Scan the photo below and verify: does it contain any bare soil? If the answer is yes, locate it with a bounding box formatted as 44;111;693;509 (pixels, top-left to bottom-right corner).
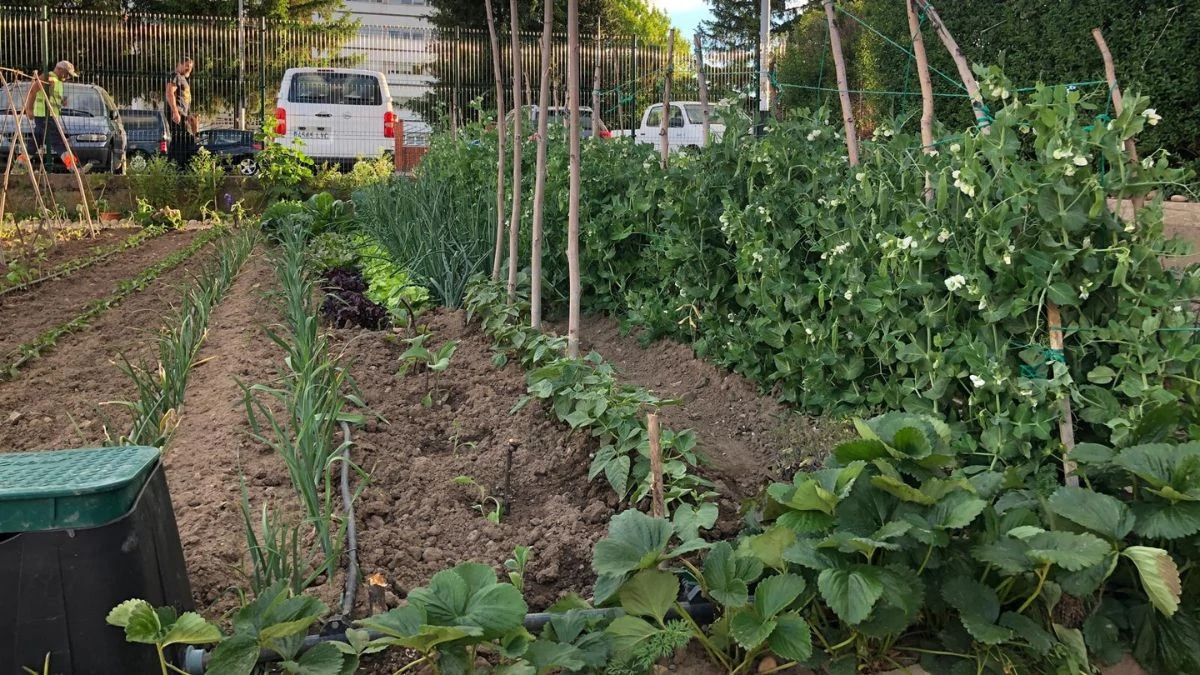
0;230;199;358
0;230;219;452
0;226;128;277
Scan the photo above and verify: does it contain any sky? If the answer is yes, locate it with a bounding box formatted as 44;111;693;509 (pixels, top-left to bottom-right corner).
649;0;713;37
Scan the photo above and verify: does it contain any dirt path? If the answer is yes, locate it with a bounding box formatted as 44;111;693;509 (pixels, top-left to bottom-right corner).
0;227;130;278
0;230;199;357
0;233;221;453
162;250;306;616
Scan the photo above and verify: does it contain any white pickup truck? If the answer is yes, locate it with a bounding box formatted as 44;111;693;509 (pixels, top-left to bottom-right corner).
631;101;726;150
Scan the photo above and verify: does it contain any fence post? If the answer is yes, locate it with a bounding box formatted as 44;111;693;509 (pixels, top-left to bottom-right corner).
40;5;50;74
259;16;267;126
630;36;637;140
237;0;246;130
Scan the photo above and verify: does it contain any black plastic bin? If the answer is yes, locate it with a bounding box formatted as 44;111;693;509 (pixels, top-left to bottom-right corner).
0;446;194;674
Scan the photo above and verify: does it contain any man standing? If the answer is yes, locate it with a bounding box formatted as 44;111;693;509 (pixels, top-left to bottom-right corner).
165;56;195;168
26;60;77;169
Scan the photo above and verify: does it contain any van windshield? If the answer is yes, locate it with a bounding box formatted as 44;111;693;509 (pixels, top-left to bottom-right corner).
288;72;382;106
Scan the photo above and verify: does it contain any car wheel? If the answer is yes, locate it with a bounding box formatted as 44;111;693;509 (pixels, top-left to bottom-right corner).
236;156;259;176
127;152;149;172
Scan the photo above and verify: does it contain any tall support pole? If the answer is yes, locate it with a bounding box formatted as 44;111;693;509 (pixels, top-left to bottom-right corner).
1093;29;1145;215
912;0;989;133
591;65;601;139
659;28;675;170
822;0;859;166
906;0;935;200
693;33;711;147
40;5;50;75
530;0;553;331
259;17;266;126
566;0;582;358
758;0;770;133
506;0;524;304
237;0;246;130
485;0;507;281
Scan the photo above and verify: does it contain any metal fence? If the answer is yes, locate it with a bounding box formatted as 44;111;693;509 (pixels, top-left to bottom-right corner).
0;6;759;141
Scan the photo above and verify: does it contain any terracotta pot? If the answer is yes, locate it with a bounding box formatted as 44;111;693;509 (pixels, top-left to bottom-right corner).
98;211;121;223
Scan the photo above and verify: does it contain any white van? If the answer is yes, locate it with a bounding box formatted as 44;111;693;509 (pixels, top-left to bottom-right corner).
274;67;396;165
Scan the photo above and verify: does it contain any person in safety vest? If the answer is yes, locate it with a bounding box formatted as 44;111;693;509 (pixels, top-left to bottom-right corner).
25;60;77;169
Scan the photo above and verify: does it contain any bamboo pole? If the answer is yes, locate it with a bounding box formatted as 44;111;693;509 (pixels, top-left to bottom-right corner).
693;33;711;147
1046;303;1078;486
822;0;859;166
906;0;935;201
530;0;552;331
912;0;989;133
566;0;582;359
648;413;665;518
1093;28;1145;215
0;71;50;225
506;0;524;304
591;65;601;139
659;28;676;170
485;0;507;282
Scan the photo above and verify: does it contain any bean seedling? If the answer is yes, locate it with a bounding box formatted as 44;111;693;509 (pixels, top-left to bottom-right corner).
452;475;504;524
398;334;459;407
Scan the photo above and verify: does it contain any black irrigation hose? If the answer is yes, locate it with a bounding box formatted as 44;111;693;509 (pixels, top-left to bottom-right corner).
339;420;360;621
184;601;718;672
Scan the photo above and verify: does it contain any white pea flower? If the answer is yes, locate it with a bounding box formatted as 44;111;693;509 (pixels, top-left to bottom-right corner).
1003;253;1012;265
805;327;814;335
1107;120;1116;131
928;149;940;157
1065;166;1076;177
844;290;854;301
1125;222;1136;233
938;229;951;243
807;129;822;141
856;172;866;182
950;143;961;154
1173;305;1183;313
1141;157;1155;170
945;274;967;292
1052;147;1072;160
1079;287;1090;300
899;236;914;250
1073;155;1089;166
820;252;828;260
978;298;988;310
752;251;764;264
1143;108;1161;126
1082;236;1092;248
970;374;986;388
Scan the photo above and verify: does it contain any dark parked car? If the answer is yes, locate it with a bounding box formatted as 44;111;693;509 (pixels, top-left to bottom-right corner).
0;81;127;173
196;128;261;176
119;108;170;171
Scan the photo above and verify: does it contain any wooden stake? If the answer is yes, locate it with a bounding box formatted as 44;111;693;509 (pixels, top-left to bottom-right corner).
648;413;665;518
530;0;552;331
822;0;859;166
506;0;524;305
0;71;50;225
1046;303;1078;486
566;0;582;359
659;28;676;170
912;1;989;133
693;33;711;147
906;0;935;202
485;0;507;282
590;65;601;139
1093;28;1145;215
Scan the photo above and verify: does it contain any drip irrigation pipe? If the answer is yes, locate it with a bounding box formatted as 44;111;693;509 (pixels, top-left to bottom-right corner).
182;600;716;672
339;420;360;620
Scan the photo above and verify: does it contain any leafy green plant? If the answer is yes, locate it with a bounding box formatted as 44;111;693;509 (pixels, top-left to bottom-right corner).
203;583;346;675
132;199;185;230
305;231;360;273
106;599;222;675
505;546;531;594
452;475;504;524
128;155;181;209
187;147;226;218
238;477;311;597
355;562;529;675
398;333;459;406
256;121;315;202
359;247;428;323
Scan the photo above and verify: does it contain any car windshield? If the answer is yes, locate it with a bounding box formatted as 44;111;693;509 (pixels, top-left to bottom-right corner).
288;72;382;106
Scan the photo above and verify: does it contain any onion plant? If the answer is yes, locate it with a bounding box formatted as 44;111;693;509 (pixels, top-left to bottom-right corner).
241;221;366;587
354;175;494;308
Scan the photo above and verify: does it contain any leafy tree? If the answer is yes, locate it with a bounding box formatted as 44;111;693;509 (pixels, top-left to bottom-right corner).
699;0;790;49
428;0;672;44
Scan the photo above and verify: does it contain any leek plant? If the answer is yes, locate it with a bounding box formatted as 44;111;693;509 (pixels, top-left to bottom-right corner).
109;226;258;448
241;220;367;588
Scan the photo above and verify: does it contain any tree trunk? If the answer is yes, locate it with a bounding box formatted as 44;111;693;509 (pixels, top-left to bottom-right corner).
530;0;553;331
823;0;859;166
506;0;524;304
694;33;711;147
485;0;507;281
566;0;582;358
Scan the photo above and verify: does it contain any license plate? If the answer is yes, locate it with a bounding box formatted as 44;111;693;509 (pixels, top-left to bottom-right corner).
294;130;328;140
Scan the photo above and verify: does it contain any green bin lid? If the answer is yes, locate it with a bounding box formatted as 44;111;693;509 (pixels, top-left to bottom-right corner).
0;446;161;533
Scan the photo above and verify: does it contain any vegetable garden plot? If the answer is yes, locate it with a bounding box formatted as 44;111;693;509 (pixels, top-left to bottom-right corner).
0;226;128;285
0;231;224;453
0;229;200;359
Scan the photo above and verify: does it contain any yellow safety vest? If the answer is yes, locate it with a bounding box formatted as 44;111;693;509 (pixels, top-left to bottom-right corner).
33;74;63;118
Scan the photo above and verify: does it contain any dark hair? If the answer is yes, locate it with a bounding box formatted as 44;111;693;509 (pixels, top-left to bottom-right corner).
179;56;194;64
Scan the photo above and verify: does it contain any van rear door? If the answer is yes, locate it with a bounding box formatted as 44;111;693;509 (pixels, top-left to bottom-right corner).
280;69;390;161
